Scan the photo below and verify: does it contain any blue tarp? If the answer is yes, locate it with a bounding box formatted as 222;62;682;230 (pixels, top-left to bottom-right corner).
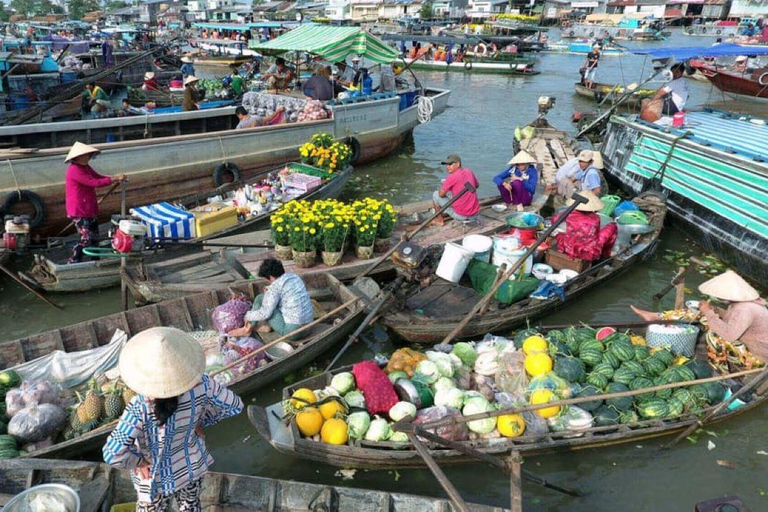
632;43;768;61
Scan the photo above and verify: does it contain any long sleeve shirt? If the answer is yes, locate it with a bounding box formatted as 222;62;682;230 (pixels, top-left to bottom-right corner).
65;163;113;218
103;374;243;502
245;273;313;326
702;300;768;362
492;164;538;195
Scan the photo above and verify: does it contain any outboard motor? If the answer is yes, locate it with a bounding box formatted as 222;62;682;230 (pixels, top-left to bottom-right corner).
3;215;30;253
390;241;441;284
110;217;147;254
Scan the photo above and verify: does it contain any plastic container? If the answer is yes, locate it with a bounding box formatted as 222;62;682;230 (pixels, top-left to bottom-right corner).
3;484;80;512
492;237;533;277
673;111;685;127
435;242;474;283
599;195;621;216
192;205;239;238
462;234;493;263
646;324;700;357
119;219;147;236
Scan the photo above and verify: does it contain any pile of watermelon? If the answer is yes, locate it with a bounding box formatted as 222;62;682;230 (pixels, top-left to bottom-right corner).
517;325;726;427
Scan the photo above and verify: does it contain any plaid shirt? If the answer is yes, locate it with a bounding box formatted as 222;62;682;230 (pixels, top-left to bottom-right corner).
244;273;313;326
102;374;243;501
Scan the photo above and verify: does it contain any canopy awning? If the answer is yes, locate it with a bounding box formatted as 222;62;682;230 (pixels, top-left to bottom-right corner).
250;25;399;63
632;43;768;61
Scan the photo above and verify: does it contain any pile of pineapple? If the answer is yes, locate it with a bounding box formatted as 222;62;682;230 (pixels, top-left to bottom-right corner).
63;378;136;441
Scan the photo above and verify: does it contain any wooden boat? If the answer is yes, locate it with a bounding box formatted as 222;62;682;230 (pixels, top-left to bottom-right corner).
0;273;364;460
0;87;450;238
379;194;666;343
404;57;538;75
191;39;257;67
0;459;506;511
18;164;353;293
689;61;768;101
249;324;768;469
573;81;654;108
126;87;185;108
120;197;545;305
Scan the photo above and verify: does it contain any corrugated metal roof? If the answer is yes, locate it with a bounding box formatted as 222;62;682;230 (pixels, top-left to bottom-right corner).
670;110;768;163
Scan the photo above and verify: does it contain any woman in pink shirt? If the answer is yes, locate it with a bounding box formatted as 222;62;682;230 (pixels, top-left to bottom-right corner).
65;142;125;263
432;154;479;227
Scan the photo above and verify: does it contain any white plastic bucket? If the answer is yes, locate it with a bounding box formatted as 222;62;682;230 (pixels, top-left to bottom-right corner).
462;235;493;263
493;237;533;278
436;242;475;283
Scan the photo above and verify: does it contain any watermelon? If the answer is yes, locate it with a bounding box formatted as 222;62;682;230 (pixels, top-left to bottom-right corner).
579;339;605;354
514;328;541;349
577;385;603;411
673;366;696;382
684;360;712;380
606;382;632;410
587;372;609;390
554;356;586;383
610;339;636;362
666;396;684;417
549;340;573;357
636;399;669;419
643;357;667;377
594;405;620;426
545;329;565;344
653;349;675;366
621;361;645;376
689;384;709;405
574;327;597;342
591;362;615;380
618;409;639;424
0;371;21;389
604;332;632;347
596;327;617;341
612;367;636;386
672;388;694;407
602;351;621;369
579;348;603;367
630;377;655;402
633;345;651;362
702;382;727;405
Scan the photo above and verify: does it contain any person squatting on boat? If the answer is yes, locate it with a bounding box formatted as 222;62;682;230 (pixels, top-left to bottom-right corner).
432;154;480;227
228;258;313;339
263;57;296;92
550;150;603;206
183;76;201;112
653;62;688;116
103;327;243;512
551;190;617;262
234;105;285;129
631;271;768;363
492;150;538;210
65;142;126;264
83;83;111;114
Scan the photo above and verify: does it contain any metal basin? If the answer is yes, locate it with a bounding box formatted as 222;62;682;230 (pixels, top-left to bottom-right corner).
3;484;80;512
615;223;656;248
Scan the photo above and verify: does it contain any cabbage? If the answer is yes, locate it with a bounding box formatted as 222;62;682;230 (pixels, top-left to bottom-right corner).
462;397;496;434
315;386;340;400
364;416;392;441
388;370;408;384
463;390;486;401
452;342;478;367
434;387;465;409
414;360;440;384
433;377;456;393
448;353;464;371
344;391;366;409
330;372;356;395
426;351;455;378
389;401;417;422
347;411;371;440
389;431;409;443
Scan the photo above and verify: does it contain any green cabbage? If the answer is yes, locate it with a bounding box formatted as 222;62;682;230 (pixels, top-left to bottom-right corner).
347;411;371;440
330;372;356;395
414;360;440;384
389;401;417;422
462;397;496;434
426;351;455;378
388;370;408;384
364;416;392;441
452;342;478;367
448;353;463;371
344;391;366;409
389;431;409;443
434;387;465;409
433;377;456;392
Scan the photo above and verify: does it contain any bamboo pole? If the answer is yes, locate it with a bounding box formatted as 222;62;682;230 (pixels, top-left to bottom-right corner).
0;263;62;310
674;265;686;310
509;453;523;512
404;432;470;512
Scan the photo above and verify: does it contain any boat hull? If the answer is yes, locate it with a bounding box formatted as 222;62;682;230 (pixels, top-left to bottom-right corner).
573;82;651;108
404;58;538;75
691;63;768;100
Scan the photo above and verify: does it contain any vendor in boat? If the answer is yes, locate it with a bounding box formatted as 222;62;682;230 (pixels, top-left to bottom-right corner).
65;142;126;264
234;105;285;129
492;150;538;210
142;71;160;91
552;190;617;262
228;258;314;338
228;66;244;96
264;57;295;92
582;46;599;88
334;60;355;86
83;82;110;114
432;154;480;227
653;62;688;115
182;76;201;112
631;271;768;363
103;327;243;511
551;150;603;205
302;65;334;101
180;56;196;80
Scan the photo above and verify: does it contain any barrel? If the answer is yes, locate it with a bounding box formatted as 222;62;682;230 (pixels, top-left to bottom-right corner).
492;236;533;277
462;234;493;263
435;242;474;283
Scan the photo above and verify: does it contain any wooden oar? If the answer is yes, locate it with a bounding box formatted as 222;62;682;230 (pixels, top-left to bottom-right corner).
436;193;589;347
404;431;470;512
209;298;360;377
54;182;121;238
653;266;688;301
662;365;768;450
0;263;62;310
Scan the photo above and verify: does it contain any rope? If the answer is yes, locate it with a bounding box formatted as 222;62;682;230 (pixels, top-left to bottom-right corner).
7;159;21;196
417;95;434;124
218;136;228;163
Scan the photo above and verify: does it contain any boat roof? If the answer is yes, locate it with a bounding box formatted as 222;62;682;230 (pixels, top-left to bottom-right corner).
380;33;485;44
193;22;294;31
632;43;768;60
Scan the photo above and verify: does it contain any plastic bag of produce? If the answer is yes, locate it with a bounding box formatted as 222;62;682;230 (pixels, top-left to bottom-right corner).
412;406;468;442
527;372;572;395
19;380;59;407
225;337;266;375
475;334;511;355
454;366;472;390
5;388;25;417
385;348;427;377
547;406;593;435
495;350;528;396
470;373;496;402
8;403;66;443
522;410;550;435
425;351;454;378
211;296;253;334
352;362;399;415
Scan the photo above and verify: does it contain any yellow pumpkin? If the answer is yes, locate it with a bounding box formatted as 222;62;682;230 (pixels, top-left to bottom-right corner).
497;414;526;438
524;352;553;377
522;335;548;355
530;389;560;418
321;418;349;445
295;408;324;437
630;335;646;346
290;388;317;410
319;399;347;420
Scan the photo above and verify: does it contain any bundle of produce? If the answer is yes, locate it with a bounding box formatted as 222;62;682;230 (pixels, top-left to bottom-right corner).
211;295;252;334
241;92;306;122
296;99;330;122
62;378;132;441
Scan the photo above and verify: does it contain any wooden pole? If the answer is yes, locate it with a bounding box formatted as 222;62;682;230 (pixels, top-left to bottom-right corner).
653;266;688;302
120;181;129;311
509;452;523;512
674;265;686;310
0;263;62;310
404;432;470;512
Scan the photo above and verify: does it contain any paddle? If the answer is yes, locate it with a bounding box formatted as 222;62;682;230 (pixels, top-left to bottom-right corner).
0;263;62;310
436;193;589;347
404;431;471;512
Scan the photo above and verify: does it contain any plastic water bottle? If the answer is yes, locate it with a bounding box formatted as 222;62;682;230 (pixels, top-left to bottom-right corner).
362;72;373;96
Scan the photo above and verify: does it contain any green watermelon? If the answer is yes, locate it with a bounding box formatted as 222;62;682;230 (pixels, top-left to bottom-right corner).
594;405;620;426
579;339;605;354
591;362;615;380
0;371;21;388
554;356;586;383
606;382;633;410
673;366;696;382
545;329;565;344
672;388;694;407
689;384;710;405
587;372;609;390
636;399;669;419
604;332;632;347
621;361;645;376
666;396;684;417
653;349;675;366
579;348;603;367
574;327;598;342
602;351;621;369
702;382;727;405
549;340;573;357
610;339;636;362
618;409;639;424
633;345;651;362
630;377;655;402
612;367;637;386
643;357;666;377
683;360;712;380
577;385;603;412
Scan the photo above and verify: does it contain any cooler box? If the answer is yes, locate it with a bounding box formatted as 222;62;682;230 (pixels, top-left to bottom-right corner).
191;204;239;238
281;172;322;193
130;202;196;240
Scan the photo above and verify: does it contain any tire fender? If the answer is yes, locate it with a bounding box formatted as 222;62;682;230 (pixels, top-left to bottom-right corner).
345;136;361;165
759;73;768;86
569;30;575;37
2;190;45;229
213;162;241;187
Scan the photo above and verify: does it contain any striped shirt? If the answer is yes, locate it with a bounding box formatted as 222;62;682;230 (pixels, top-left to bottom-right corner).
245;273;313;326
102;375;243;502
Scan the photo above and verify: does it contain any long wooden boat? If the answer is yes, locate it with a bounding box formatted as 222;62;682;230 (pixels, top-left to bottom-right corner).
601;108;768;289
404;57;538;75
689;61;768;101
573;81;654;108
120;197;548;305
0;459;506;511
18;164;353;293
126;87;186;108
0;88;450;238
0;273;364;460
249;324;768;469
379;194;666;343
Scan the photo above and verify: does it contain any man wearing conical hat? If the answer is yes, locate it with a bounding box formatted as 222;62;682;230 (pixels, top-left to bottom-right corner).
492;150;538;210
65;142;125;264
633;271;768;362
552;189;618;262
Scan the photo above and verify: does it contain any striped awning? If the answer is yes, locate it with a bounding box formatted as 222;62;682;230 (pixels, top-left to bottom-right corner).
250;25;399;64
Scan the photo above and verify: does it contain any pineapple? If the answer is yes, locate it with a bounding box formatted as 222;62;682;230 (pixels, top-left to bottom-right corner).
122;386;137;405
68;405;82;431
80;419;99;433
77;380;104;424
104;389;125;420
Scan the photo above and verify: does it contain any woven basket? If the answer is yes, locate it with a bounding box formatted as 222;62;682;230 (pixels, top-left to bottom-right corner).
188;330;221;357
646;324;699;357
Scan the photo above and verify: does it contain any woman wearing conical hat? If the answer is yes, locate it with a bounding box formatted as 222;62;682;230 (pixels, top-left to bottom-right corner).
103;327;243;510
65;142;125;264
632;271;768;362
492;150;538;211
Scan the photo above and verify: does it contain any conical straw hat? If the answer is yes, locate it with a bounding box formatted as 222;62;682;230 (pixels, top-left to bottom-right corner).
592;152;604;169
507;150;536;166
65;142;100;162
698;270;759;302
144;71;155;80
118;327;205;398
184;75;199;86
566;190;604;212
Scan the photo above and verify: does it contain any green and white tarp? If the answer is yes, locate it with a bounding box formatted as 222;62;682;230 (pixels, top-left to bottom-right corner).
250;25;399;64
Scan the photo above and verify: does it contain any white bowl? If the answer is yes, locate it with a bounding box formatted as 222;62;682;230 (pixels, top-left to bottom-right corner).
685;300;700;311
532;263;554;280
492;204;507;213
559;269;579;280
265;341;294;360
546;273;568;285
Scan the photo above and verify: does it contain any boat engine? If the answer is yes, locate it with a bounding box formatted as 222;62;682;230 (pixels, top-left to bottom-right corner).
110;218;147;254
390;241;440;284
3;215;30;253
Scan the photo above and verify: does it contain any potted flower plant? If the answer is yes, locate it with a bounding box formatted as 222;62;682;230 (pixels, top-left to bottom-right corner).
374;200;396;252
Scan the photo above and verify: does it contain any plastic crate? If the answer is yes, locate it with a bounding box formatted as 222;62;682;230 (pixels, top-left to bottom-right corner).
288;162;332;180
281;172;322;192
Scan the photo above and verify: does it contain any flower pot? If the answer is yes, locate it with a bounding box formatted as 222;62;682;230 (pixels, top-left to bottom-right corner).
322;250;343;267
292;249;317;268
275;244;293;261
374;237;390;253
355;244;375;260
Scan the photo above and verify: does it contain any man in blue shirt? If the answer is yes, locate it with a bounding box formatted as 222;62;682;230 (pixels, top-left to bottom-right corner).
552;150;603;206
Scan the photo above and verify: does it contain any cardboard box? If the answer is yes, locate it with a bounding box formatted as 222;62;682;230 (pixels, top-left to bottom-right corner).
193;205;239;238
